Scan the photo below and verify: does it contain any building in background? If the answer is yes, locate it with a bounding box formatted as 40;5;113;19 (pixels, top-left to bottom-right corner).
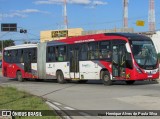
151;31;160;53
40;28;83;42
82;28;134;35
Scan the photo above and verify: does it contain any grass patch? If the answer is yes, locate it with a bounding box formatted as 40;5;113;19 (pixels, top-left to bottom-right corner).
0;86;58;119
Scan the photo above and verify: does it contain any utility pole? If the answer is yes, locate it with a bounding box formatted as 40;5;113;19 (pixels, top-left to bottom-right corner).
123;0;128;28
64;0;68;29
148;0;156;32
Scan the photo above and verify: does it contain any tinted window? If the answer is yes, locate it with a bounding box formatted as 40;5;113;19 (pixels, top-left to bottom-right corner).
47;46;55;62
80;44;88;60
99;41;111;59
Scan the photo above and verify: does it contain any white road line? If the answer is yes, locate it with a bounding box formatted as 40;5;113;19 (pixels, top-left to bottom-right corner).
53;102;62;106
46;101;61;110
64;107;75;110
64;116;72;119
46;101;72;119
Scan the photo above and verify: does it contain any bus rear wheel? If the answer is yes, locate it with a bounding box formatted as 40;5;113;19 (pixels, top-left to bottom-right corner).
16;71;24;82
56;71;66;84
125;80;135;85
101;71;112;85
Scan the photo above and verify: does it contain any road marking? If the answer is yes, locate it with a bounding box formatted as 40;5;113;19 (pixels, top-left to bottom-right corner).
46;101;72;119
53;102;61;106
64;116;72;119
64;107;75;110
46;101;61;110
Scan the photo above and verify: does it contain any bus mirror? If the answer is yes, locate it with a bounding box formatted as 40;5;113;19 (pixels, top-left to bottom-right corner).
125;43;131;53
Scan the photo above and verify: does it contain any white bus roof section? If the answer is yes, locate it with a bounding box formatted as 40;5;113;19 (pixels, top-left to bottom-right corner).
4;44;37;50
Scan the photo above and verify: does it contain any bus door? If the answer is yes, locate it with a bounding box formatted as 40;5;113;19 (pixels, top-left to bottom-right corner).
69;45;80;79
112;43;126;79
23;49;32;73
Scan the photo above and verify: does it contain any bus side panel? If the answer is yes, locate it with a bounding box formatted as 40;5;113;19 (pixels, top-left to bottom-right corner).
3;63;21;78
37;43;47;79
79;61;102;80
46;63;56;79
46;62;70;79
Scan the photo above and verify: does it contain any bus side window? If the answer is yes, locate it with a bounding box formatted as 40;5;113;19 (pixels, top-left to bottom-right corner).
88;42;98;60
17;50;21;63
11;50;16;63
99;41;111;59
47;47;51;62
14;50;18;63
7;51;12;63
20;50;23;62
80;44;88;60
58;46;66;62
55;47;58;61
32;48;37;63
4;50;9;62
28;49;32;62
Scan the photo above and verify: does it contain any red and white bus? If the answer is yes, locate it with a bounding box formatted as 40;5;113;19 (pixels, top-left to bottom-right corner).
2;33;159;85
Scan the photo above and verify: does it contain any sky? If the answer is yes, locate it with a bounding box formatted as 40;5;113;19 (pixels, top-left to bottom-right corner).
0;0;160;44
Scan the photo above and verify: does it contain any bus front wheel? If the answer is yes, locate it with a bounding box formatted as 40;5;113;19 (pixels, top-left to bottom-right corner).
101;71;112;85
16;71;24;82
56;71;66;84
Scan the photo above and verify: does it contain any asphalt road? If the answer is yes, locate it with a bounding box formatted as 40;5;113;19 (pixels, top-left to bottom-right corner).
0;75;160;119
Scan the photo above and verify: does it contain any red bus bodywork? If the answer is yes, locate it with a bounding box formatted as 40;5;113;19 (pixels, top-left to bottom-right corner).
2;33;159;83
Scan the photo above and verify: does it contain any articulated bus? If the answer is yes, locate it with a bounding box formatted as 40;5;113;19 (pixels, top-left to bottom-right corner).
2;33;159;85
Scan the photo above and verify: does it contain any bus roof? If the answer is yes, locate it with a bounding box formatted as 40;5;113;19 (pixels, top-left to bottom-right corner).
105;33;150;40
4;44;37;50
47;32;151;46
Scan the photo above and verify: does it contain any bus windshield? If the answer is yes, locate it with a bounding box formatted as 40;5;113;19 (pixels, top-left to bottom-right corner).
131;40;157;69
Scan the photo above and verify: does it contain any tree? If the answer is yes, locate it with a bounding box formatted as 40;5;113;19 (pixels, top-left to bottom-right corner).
23;41;31;44
0;39;15;52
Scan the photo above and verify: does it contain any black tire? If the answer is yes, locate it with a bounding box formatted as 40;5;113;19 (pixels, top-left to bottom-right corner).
35;79;44;82
56;71;66;84
101;71;112;85
16;71;24;82
78;80;88;84
125;80;135;85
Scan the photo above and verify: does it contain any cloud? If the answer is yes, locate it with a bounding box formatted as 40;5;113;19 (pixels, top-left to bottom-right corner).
0;9;50;19
69;0;91;5
16;9;41;13
92;0;107;5
34;0;61;5
34;0;107;6
0;13;27;19
15;9;50;14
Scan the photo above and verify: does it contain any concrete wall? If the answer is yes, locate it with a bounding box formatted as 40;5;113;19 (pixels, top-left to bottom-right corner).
82;28;134;35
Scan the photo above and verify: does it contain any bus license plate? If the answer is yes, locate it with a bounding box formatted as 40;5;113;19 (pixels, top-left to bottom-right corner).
148;75;153;78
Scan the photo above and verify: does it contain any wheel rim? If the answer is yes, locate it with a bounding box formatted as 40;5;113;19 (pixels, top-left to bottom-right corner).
104;75;109;82
58;74;61;81
18;74;21;80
